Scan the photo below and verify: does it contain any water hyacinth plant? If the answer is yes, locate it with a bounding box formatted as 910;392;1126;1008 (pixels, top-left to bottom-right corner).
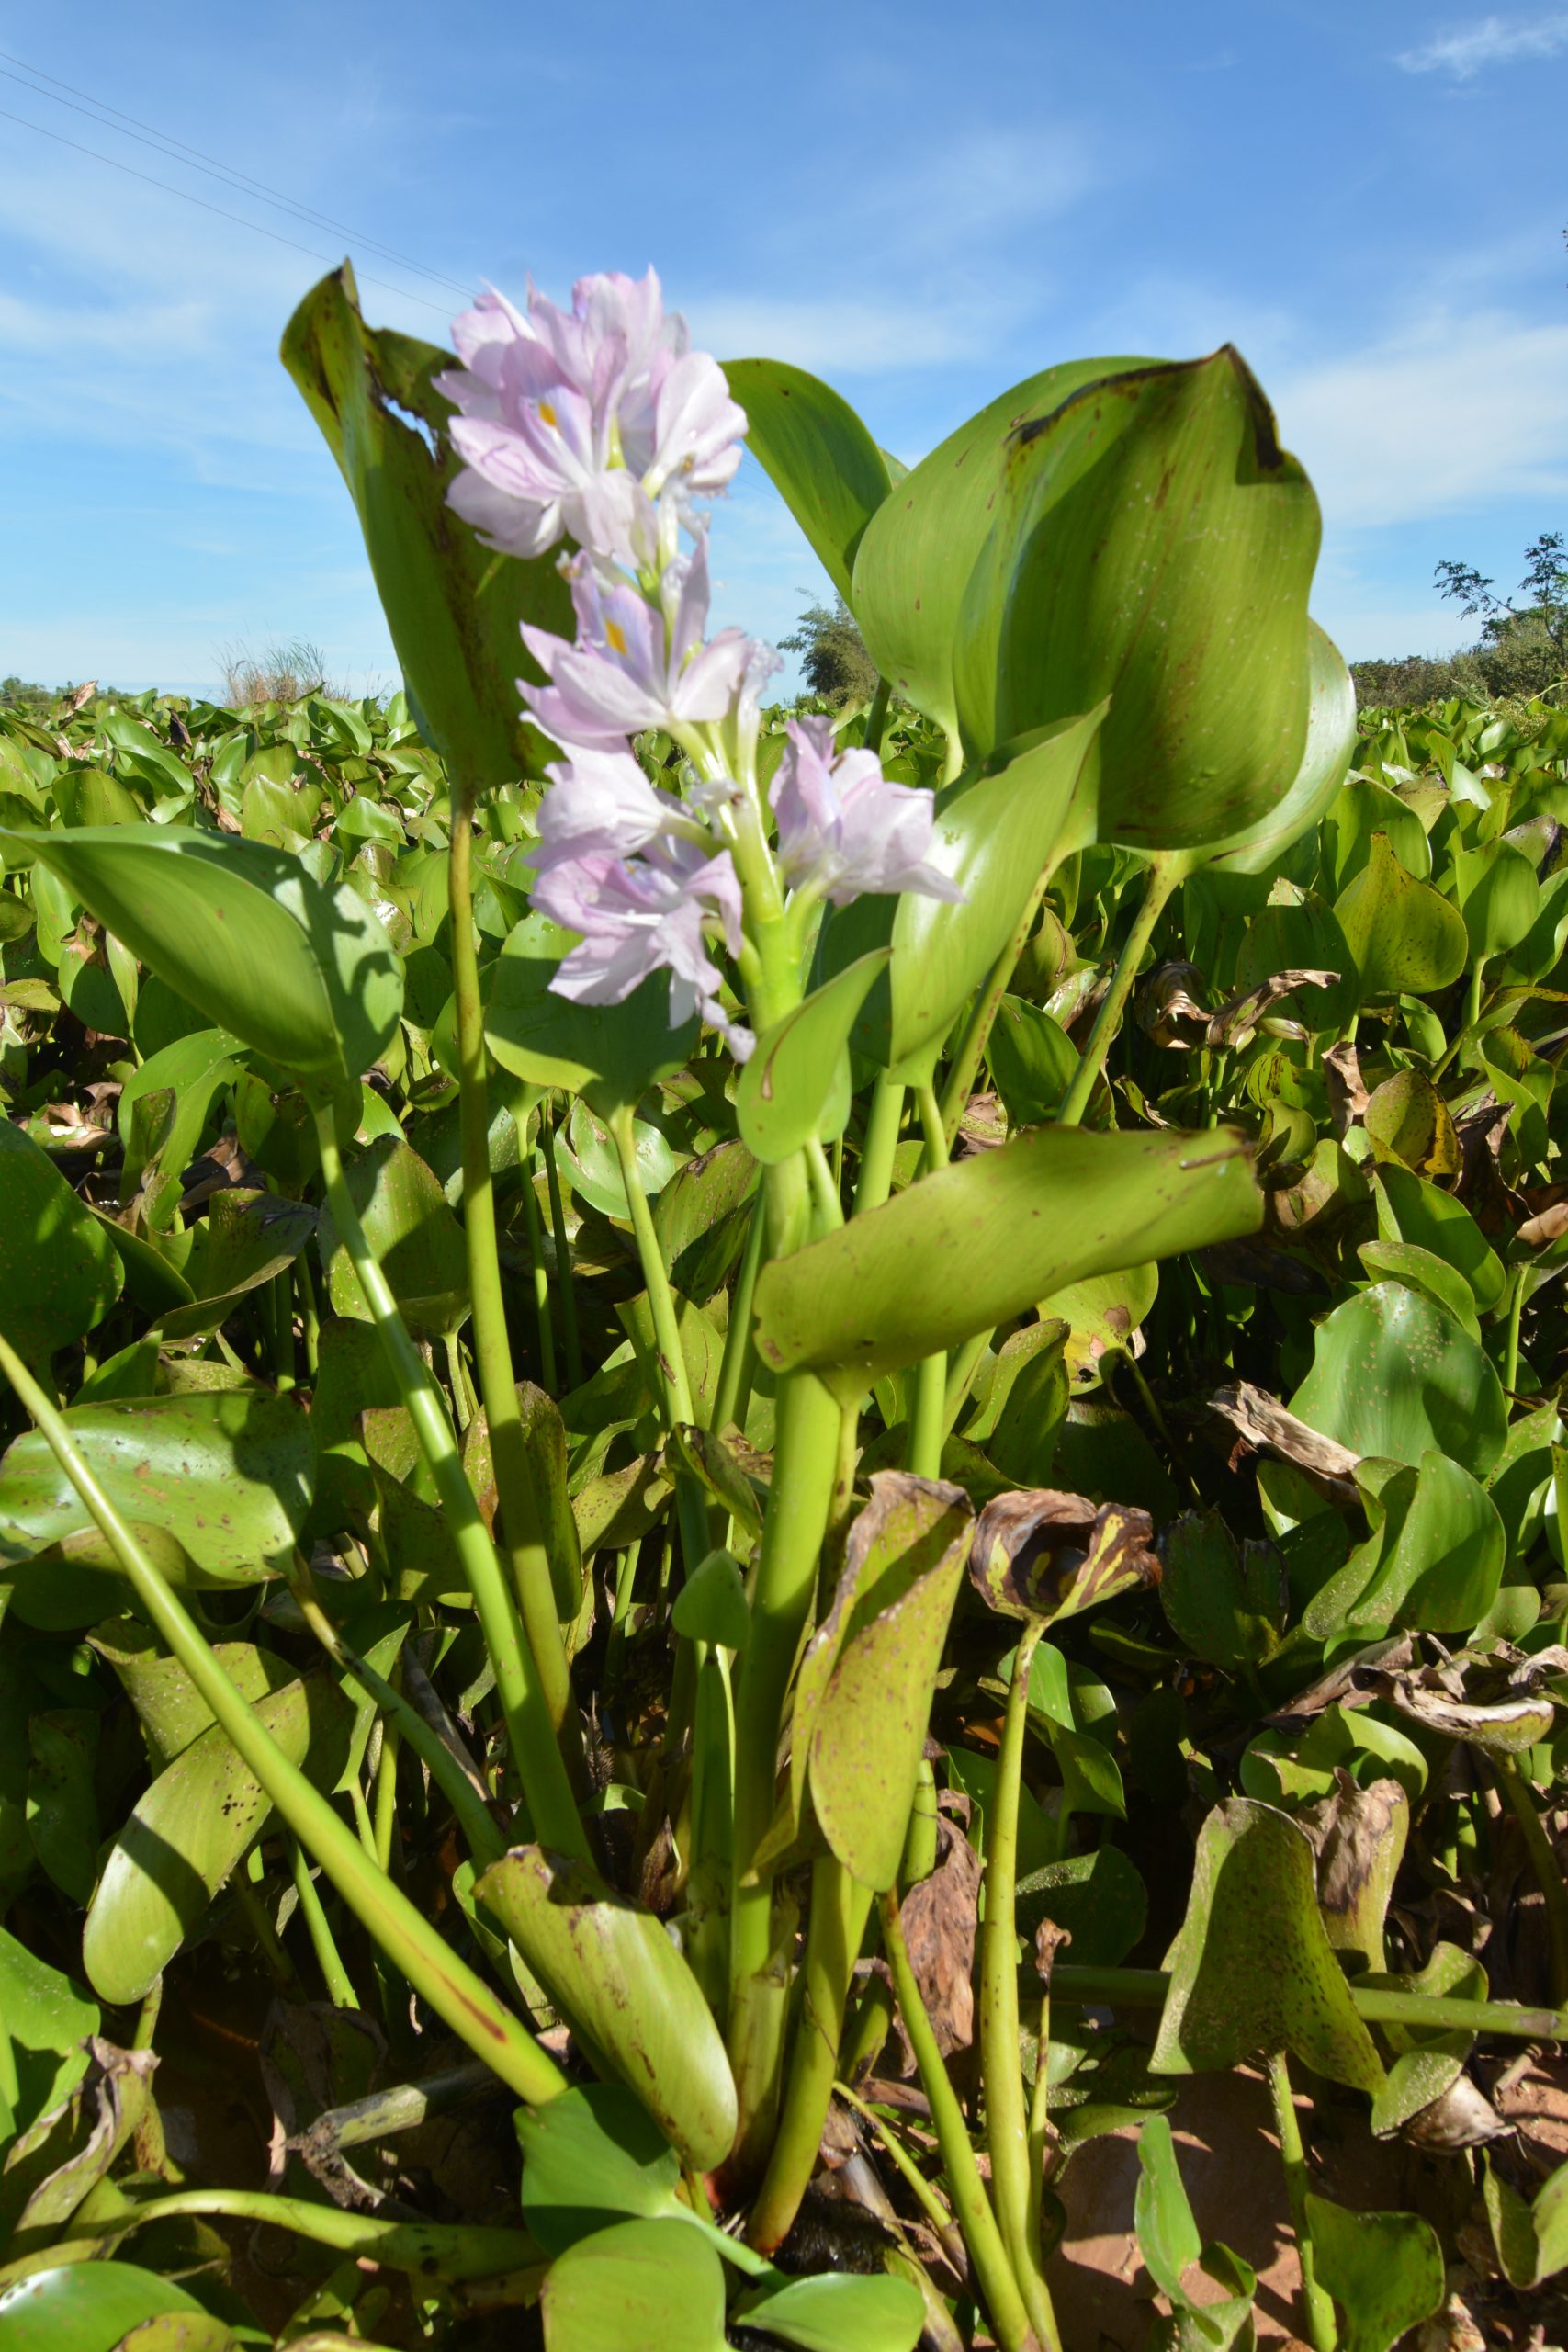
9;254;1568;2352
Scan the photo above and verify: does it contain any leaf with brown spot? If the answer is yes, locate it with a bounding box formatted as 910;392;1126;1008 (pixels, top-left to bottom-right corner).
898;1816;981;2054
969;1487;1159;1626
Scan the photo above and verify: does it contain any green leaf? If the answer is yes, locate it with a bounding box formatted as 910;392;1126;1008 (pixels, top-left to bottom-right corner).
117;1031;242;1187
282;266;573;786
0;2265;207;2352
26;1709;98;1905
318;1136;469;1337
486;912;699;1113
1151;1796;1385;2091
733;2272;924;2352
540;2216;728;2352
81;1670;354;2004
853;356;1146;750
1334;834;1469;1005
1454;837;1540;962
753;1125;1261;1402
807;1474;973;1890
1203;620;1358;876
0;1122;122;1370
6;827;402;1087
1356;1239;1478;1337
1303;1451;1504;1638
724;360;895;605
1014;1842;1147;1967
739;951;891;1162
1361;1069;1460;1183
0;1392;315;1587
88;1619;298;1769
1485;2148;1568;2287
986;995;1079;1127
476;1847;737;2171
0;1925;98;2136
1303;2195;1445;2352
671;1548;751;1652
817;712;1106;1071
517;2083;684;2254
1371;1162;1505;1314
1160;1510;1285;1670
1289;1282;1507;1479
1134;2114;1203;2306
953;347;1320;852
1367;1941;1486;2137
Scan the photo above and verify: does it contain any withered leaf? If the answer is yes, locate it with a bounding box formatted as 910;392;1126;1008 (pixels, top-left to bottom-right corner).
969;1487;1159;1626
899;1816;982;2055
1208;1378;1360;1501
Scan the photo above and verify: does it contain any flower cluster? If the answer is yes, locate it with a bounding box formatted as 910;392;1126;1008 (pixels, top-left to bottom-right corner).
439;267;960;1056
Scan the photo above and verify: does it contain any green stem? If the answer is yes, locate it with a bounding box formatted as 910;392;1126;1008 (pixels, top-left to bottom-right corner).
1056;854;1182;1129
289;1836;360;2010
1026;1980;1053;2264
712;1189;766;1436
117;2189;543;2281
862;675;892;759
854;1073;906;1216
750;1856;874;2251
1495;1753;1568;2005
539;1101;582;1389
907;1081;951;1479
1268;2051;1337;2352
372;1715;400;1878
271;1267;296;1388
940;865;1057;1151
879;1888;1038;2352
517;1128;558;1390
0;1327;564;2109
310;1101;586;1863
1048;1962;1568;2039
447;794;581;1767
942;1327;995;1440
834;2078;956;2239
983;1625;1061;2352
1505;1264;1529;1394
610;1103;695;1429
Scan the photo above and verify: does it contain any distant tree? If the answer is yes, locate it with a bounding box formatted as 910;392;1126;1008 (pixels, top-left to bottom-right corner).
1435;533;1568;702
1348;650;1486;707
778;596;880;707
0;674;55;718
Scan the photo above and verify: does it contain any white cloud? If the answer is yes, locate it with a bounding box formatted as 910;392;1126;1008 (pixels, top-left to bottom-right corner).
685;290;1009;378
1396;11;1568;77
1277;311;1568;528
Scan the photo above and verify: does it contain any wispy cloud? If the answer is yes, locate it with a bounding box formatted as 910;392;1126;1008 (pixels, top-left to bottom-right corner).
1279;310;1568;527
1396;11;1568;77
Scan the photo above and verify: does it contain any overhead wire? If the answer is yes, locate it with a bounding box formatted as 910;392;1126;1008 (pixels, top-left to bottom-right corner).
0;103;459;322
0;47;475;302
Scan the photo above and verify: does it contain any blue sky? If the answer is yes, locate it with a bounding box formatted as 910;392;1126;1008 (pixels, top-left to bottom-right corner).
0;0;1564;695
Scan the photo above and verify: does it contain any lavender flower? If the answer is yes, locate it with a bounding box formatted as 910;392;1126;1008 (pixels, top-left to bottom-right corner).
532;745;694;875
533;832;751;1056
521;539;752;752
436;271;746;570
770;717;964;907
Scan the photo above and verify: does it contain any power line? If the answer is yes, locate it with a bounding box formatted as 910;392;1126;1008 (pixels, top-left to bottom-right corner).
0;103;457;322
0;48;476;303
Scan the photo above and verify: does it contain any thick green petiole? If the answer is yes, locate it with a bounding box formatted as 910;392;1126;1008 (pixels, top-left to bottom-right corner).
310;1099;587;1864
1268;2051;1337;2352
0;1327;565;2110
447;788;582;1768
749;1854;874;2251
982;1625;1062;2352
1057;854;1182;1129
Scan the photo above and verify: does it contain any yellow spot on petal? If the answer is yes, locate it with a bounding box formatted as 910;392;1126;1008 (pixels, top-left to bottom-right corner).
605;619;628;655
538;400;558;429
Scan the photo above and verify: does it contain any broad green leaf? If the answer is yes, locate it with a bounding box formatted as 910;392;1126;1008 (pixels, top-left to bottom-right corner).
724;360;895;604
986;994;1079;1127
540;2217;727;2352
652;1138;759;1304
0;1122;121;1369
6;827;402;1086
1371;1162;1505;1314
733;2273;924;2352
1454;837;1540;962
817;711;1106;1071
753;1125;1261;1401
1323;778;1433;893
117;1030;242;1178
1304;2195;1445;2352
0;1925;98;2137
954;347;1319;851
1368;1941;1486;2137
1203;620;1358;876
0;2265;206;2352
853;356;1145;750
1134;2114;1203;2306
53;766;143;829
561;1099;679;1219
81;1671;354;2003
1303;1451;1504;1638
1151;1797;1384;2091
318;1135;468;1336
0;1391;315;1587
158;1190;317;1343
26;1710;98;1905
807;1474;973;1889
1289;1282;1507;1479
282;266;573;786
1334;834;1468;1004
1231;890;1358;1035
1159;1510;1285;1670
1485;2148;1568;2287
487;913;699;1113
1361;1069;1460;1182
1356;1239;1478;1336
671;1548;750;1651
88;1619;299;1770
517;2083;683;2254
477;1847;737;2171
1014;1841;1147;1967
738;950;891;1162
